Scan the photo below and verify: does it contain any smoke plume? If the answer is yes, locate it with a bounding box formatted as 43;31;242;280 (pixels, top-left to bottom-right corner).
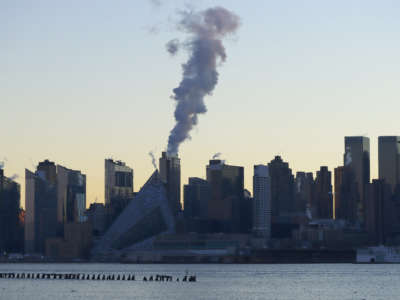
166;39;180;56
212;152;222;159
10;174;19;181
148;151;158;170
166;7;240;156
345;147;352;166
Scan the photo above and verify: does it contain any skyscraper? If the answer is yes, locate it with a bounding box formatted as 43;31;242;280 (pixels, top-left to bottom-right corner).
183;177;210;220
253;165;272;239
344;136;370;224
206;159;245;232
268;156;295;216
294;172;314;213
378;136;400;192
313;166;333;219
104;159;134;206
365;179;393;244
25;162;58;254
57;165;86;225
159;152;181;215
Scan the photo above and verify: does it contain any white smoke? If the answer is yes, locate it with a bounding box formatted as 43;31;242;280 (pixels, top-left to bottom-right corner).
148;151;158;170
212;152;222;159
345;147;352;166
166;7;240;156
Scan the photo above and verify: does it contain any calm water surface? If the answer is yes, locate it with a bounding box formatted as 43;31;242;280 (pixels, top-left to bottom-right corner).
0;263;399;300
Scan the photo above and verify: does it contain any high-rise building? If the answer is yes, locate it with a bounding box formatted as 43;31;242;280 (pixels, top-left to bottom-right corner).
378;136;400;192
159;152;181;214
268;156;295;216
57;165;86;225
253;165;272;239
0;168;22;253
294;172;314;213
183;177;210;220
344;136;370;224
334;166;344;219
365;179;393;244
37;159;57;185
206;159;245;233
25;162;58;254
334;165;359;223
313;166;333;219
104;159;134;206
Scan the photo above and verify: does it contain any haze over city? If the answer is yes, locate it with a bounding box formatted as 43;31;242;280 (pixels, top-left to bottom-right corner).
2;0;400;208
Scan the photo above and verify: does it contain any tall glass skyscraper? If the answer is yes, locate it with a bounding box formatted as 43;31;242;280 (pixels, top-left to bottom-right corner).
378;136;400;192
344;136;370;224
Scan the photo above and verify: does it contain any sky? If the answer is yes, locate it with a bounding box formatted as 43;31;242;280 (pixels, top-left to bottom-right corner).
1;0;400;208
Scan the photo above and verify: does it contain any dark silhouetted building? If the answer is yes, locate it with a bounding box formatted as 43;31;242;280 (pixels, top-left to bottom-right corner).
85;203;107;236
378;136;400;192
365;179;393;244
344;136;370;225
268;156;295;217
295;172;314;213
335;165;359;224
313;167;333;219
159;152;181;215
0;168;23;253
184;177;209;220
25;164;58;254
206;160;245;233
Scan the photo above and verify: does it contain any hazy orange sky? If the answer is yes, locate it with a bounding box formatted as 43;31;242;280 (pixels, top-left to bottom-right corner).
2;0;399;208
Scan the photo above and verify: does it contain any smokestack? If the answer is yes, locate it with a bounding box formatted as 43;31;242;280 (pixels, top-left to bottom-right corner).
166;7;240;156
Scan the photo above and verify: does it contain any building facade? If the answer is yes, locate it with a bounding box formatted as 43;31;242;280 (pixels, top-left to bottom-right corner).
104;159;134;205
253;165;272;239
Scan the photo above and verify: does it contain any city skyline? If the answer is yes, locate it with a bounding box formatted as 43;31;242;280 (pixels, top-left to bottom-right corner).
2;0;400;208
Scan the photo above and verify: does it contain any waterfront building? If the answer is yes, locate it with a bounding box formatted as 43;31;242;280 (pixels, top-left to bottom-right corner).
378;136;400;192
206;159;245;233
253;165;272;239
268;156;295;216
159;152;181;214
93;171;175;255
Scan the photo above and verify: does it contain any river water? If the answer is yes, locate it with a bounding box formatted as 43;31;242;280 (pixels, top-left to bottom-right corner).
0;263;399;300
